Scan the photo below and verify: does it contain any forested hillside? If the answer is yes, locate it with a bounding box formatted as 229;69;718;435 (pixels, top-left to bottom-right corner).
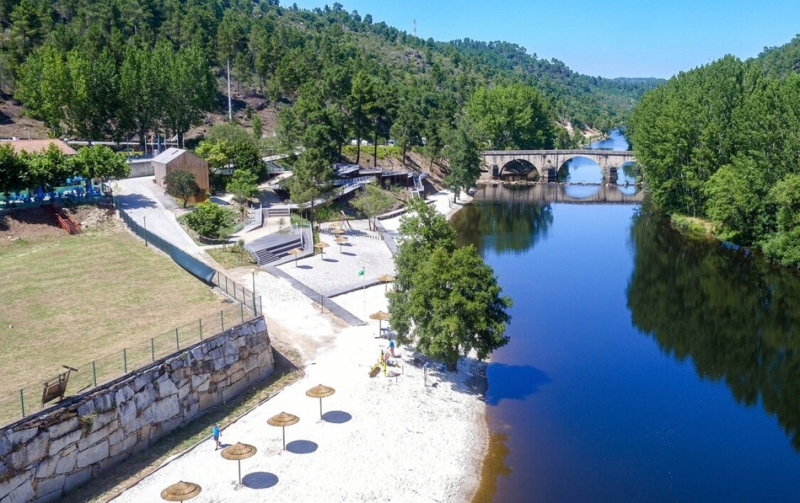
0;0;657;146
754;34;800;77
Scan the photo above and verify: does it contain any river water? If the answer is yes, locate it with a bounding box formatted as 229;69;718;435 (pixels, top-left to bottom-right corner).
451;132;800;502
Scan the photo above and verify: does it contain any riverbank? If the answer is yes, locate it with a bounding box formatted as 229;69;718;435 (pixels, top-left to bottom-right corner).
111;189;488;503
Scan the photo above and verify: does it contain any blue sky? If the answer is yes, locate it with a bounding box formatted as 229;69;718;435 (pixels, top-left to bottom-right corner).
288;0;800;79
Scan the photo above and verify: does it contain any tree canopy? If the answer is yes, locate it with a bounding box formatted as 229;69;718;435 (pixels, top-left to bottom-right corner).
163;169;200;208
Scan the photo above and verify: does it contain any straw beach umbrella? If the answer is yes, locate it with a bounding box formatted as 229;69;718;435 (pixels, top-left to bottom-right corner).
287;248;303;267
160;481;201;502
306;384;336;419
331;227;346;237
334;236;347;252
314;241;329;258
369;311;391;337
221;442;257;485
378;274;395;292
268;412;299;450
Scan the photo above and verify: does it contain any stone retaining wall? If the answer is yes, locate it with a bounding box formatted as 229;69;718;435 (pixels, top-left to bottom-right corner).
0;317;273;503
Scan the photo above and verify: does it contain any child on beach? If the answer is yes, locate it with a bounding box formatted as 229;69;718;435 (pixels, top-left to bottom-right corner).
388;339;396;357
212;423;220;450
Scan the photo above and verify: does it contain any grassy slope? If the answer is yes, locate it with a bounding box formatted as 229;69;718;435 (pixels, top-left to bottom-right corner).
0;224;233;422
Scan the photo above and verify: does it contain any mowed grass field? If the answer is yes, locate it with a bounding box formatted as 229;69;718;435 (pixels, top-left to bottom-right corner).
0;214;231;423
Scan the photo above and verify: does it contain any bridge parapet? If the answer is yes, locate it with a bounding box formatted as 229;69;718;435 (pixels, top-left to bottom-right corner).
482;149;636;182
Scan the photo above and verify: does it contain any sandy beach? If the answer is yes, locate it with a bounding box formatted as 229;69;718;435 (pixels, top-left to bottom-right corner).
111;191;486;503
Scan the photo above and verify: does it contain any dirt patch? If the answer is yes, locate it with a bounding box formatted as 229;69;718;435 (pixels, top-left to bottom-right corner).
0;205;119;241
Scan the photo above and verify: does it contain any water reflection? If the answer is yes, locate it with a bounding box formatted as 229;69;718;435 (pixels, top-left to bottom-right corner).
627;206;800;450
451;198;553;256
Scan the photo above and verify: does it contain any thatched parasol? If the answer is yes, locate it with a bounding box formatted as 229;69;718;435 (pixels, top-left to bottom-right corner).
287;248;303;267
334;236;347;252
160;481;202;502
369;311;391;337
378;274;396;292
306;384;336;419
268;412;299;450
221;442;257;485
314;241;329;257
331;227;346;236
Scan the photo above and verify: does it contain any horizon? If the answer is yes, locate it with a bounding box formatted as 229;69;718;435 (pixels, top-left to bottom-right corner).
288;0;800;80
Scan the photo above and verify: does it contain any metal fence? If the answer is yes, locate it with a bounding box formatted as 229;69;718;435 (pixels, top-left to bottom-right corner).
0;303;259;426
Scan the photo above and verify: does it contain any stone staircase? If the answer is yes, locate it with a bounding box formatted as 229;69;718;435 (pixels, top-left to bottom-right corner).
246;234;304;266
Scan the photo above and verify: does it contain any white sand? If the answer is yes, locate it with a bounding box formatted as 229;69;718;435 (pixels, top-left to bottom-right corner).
112;190;485;503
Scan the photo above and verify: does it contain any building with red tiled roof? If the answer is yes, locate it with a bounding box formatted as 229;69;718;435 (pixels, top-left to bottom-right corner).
2;139;78;156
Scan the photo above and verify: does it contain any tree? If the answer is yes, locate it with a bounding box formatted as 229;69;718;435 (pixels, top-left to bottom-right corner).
392;245;512;371
20;144;72;191
252;115;263;140
0;144;24;197
226;169;259;204
120;43;162;150
163;169;200;208
466;83;554;150
443;117;482;202
351;183;395;230
71;145;130;194
184;201;234;239
161;46;216;148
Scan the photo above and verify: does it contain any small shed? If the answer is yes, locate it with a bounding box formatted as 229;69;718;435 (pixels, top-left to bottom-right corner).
153;148;210;203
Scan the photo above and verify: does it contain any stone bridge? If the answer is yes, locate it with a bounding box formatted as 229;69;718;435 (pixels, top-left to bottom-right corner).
482;149;637;182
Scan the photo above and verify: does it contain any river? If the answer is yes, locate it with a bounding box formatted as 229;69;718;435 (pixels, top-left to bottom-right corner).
451;132;800;502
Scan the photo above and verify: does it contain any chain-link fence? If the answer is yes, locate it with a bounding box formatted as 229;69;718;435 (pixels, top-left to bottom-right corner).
0;303;259;426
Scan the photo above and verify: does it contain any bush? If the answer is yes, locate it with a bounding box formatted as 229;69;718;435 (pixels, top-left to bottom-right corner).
183;202;236;239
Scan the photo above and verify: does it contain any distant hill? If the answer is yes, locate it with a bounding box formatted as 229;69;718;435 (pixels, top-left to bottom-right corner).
753;35;800;77
0;0;659;140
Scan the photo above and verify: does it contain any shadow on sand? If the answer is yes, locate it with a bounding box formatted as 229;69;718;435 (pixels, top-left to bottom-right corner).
322;411;352;424
286;440;318;454
242;472;279;489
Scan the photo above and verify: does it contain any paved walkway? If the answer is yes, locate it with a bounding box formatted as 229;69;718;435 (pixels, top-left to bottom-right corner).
114;178;209;263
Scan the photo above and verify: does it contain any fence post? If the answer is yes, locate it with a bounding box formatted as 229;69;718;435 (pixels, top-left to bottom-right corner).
221;310;224;332
199;318;203;341
253;294;257;316
92;361;97;386
225;275;229;294
19;389;25;418
234;284;237;300
123;349;128;374
241;302;244;323
175;328;179;350
151;338;155;362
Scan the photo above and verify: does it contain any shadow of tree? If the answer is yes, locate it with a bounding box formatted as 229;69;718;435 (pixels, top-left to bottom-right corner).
485;364;551;406
114;193;158;210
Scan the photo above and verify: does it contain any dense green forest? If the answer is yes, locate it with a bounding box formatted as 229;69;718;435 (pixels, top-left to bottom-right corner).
754;34;800;77
0;0;658;149
629;53;800;267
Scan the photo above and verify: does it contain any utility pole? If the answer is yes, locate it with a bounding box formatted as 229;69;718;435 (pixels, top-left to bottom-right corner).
227;59;232;122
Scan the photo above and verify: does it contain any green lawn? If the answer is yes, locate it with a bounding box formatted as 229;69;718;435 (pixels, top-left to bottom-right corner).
0;224;236;424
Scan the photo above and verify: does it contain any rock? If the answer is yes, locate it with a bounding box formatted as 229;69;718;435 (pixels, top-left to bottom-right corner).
6;428;38;446
77;422;115;451
1;478;33;503
35;456;58;479
156;379;178;399
76;401;95;418
54;448;77;475
134;384;156;411
0;472;28;500
63;468;90;492
47;418;78;440
34;475;64;500
9;434;47;470
109;434;137;458
153;397;179;423
0;436;11;457
48;429;81;457
114;386;134;406
76;440;108;469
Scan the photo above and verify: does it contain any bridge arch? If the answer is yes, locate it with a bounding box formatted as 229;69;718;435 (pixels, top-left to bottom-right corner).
556;155;605;184
482;149;637;184
499;159;539;181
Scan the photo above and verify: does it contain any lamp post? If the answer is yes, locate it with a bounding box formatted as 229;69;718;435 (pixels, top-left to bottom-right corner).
143;216;148;247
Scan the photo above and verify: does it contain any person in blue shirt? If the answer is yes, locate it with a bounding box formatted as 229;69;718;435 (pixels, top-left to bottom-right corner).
212;424;220;450
388;339;396;357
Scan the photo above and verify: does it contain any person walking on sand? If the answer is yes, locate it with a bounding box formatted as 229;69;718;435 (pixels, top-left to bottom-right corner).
388;339;396;357
212;423;220;450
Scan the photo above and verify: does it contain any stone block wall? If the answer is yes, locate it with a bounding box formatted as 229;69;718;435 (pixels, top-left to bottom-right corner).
0;317;273;503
